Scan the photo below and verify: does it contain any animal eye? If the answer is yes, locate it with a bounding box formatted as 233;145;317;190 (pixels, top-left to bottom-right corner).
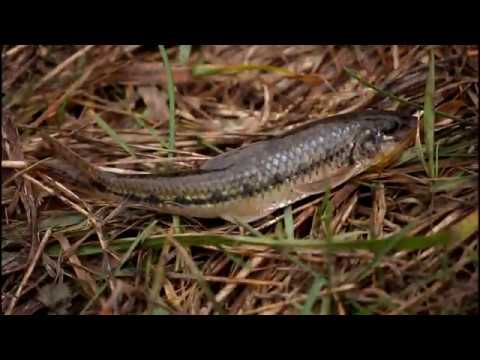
383;120;401;135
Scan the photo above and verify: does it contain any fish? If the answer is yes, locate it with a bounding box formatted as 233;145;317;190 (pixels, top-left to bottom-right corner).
41;110;416;223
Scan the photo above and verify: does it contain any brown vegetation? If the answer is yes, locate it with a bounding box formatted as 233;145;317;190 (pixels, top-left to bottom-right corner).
2;45;478;315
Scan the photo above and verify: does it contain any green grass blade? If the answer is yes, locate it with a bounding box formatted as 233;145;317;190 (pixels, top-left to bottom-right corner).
93;113;135;157
445;210;478;249
115;220;157;274
356;227;412;281
192;63;296;77
423;51;436;177
300;277;327;315
159;45;176;157
47;229;453;257
39;213;86;231
159;45;180;229
132;113;167;148
415;133;430;176
178;45;192;65
319;293;332;315
151;308;170;315
230;217;263;237
320;185;333;240
80;282;108;314
432;175;477;193
283;206;295;240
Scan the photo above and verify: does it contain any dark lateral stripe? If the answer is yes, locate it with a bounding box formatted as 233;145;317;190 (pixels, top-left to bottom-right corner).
96;167;311;207
92;144;355;207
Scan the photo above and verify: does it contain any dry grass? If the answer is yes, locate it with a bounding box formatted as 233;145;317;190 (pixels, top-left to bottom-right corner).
2;45;478;315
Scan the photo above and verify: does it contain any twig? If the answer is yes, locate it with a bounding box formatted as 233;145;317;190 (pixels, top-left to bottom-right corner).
6;228;52;314
34;45;95;90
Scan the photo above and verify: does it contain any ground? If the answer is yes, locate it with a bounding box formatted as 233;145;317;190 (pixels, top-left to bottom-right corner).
1;45;478;315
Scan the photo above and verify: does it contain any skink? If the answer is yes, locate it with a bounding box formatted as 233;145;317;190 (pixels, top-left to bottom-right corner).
42;111;416;222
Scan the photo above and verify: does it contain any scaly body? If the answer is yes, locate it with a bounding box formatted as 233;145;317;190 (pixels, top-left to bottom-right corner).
42;111;416;222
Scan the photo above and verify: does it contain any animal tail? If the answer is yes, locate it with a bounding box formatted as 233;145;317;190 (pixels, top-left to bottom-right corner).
40;132;101;182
